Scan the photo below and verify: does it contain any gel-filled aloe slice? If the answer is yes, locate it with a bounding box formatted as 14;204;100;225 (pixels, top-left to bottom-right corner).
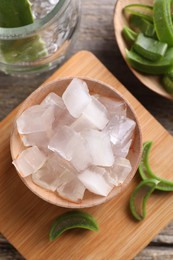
122;26;137;46
123;4;153;22
49;211;99;241
133;33;168;61
153;0;173;46
139;141;173;191
0;0;47;65
162;74;173;95
0;36;47;64
129;14;155;37
130;179;159;221
126;48;173;75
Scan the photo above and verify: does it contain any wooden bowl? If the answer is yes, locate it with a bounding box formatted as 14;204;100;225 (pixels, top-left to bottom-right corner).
10;77;142;208
114;0;173;100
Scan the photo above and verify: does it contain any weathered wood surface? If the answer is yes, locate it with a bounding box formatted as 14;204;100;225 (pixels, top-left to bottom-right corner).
0;0;173;259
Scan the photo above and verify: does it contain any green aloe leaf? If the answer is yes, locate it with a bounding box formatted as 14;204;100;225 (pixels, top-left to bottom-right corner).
0;0;34;28
0;0;47;65
130;179;159;221
139;141;173;191
49;211;99;241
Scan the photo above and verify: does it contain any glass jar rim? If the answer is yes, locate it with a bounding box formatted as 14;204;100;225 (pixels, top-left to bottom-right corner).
0;0;70;39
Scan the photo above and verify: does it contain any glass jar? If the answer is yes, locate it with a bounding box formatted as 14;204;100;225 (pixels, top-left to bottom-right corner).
0;0;80;76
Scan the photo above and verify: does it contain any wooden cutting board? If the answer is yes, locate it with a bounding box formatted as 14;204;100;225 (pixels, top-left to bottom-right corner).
1;51;173;260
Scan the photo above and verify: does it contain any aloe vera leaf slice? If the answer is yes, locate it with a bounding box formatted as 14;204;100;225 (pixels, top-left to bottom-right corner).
130;179;159;221
49;211;99;241
139;141;173;191
0;36;47;63
129;14;155;38
162;75;173;95
123;4;153;23
153;0;173;46
126;48;173;75
0;0;47;64
0;0;34;28
133;33;168;61
122;26;137;46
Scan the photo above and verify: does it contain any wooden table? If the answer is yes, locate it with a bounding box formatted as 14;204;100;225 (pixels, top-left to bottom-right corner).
0;0;173;259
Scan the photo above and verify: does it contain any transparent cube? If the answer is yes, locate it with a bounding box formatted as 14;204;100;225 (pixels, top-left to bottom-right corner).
12;146;47;177
21;130;52;150
112;139;132;158
83;129;114;167
108;157;132;186
53;108;75;130
57;177;86;203
96;95;127;117
41;92;65;110
105;115;136;145
83;97;109;130
48;125;81;160
17;105;55;134
62;78;91;118
32;153;76;191
70;114;96;132
71;137;92;171
78;166;113;196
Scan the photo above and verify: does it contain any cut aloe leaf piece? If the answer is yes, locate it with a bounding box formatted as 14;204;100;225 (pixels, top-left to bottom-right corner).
129;14;155;38
130;179;159;221
0;36;47;64
126;48;173;75
133;33;168;61
139;141;173;191
0;0;47;65
162;73;173;95
153;0;173;46
49;211;99;241
0;0;34;28
122;26;137;46
123;4;153;22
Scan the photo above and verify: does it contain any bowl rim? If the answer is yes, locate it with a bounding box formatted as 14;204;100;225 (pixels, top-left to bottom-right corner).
10;76;143;208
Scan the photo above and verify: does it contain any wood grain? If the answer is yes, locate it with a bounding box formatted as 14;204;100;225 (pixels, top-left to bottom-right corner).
1;51;173;260
1;0;173;259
